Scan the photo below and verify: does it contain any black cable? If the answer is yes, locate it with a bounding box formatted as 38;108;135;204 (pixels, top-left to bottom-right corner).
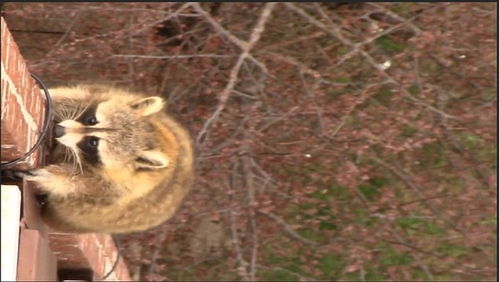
102;235;121;280
1;73;53;169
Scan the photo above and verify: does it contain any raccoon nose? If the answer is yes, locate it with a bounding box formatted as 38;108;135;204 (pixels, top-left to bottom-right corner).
54;124;66;138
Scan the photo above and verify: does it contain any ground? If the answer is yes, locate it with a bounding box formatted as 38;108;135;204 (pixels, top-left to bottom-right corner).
2;3;496;281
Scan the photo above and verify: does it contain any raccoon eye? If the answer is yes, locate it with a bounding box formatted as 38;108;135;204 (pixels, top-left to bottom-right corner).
88;137;99;147
84;116;98;125
77;136;102;166
77;103;99;125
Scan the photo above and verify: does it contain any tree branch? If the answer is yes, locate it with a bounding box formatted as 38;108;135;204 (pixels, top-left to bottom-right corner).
195;2;277;147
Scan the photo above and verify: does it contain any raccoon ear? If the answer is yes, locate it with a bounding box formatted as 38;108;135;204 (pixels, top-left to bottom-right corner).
130;96;164;116
135;151;169;170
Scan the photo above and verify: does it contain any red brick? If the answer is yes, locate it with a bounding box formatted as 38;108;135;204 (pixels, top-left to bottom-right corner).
21;180;47;232
1;78;6;105
47;232;131;281
3;16;129;281
2;35;10;66
3;78;10;102
1;80;11;119
25;90;34;117
34;91;42;116
1;36;6;64
1;131;23;160
17;229;58;281
1;17;46;169
8;48;16;79
35;98;44;124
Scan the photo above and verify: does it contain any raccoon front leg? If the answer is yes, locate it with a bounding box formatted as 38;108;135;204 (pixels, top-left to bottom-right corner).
24;165;86;197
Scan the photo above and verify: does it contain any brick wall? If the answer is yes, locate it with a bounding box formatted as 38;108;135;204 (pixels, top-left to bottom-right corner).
1;16;46;170
49;233;131;281
1;16;131;281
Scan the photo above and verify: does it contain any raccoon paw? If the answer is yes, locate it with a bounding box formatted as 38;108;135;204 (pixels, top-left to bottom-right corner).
23;166;75;196
23;168;52;183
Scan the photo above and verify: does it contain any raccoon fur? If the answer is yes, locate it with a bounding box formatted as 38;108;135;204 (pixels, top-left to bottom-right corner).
25;84;193;234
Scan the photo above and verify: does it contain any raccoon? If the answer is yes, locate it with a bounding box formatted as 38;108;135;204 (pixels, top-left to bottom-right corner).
24;84;193;234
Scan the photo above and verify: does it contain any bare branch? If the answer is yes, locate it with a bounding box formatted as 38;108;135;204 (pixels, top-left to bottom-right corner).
368;3;423;35
258;211;319;246
261;31;325;51
227;160;250;281
260;51;322;78
242;156;258;281
298;70;325;135
30;3;193;68
387;229;435;280
256;106;300;133
189;2;247;48
284;3;353;46
348;174;436;280
359;50;457;119
229;209;250;281
256;264;315;281
195;2;277;147
54;12;81;49
112;54;232;59
371;155;467;237
189;2;268;74
285;3;457;120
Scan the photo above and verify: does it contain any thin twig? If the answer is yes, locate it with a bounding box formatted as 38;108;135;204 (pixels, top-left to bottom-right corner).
112;54;232;59
146;231;169;279
258;211;319;246
195;2;277;146
387;229;435;280
242;156;258;281
227;159;251;281
54;12;81;49
126;15;136;88
382;239;446;259
368;3;423;35
330;82;390;139
229;209;250;281
360;50;457;119
30;3;192;68
189;2;268;74
371;156;467;237
284;3;352;46
259;51;322;77
256;106;300;133
285;3;457;120
189;2;247;48
299;70;325;134
349;177;436;280
260;31;325;51
256;264;314;281
208;116;249;155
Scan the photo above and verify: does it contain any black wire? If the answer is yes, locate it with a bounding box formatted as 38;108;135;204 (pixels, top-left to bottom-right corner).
0;73;53;169
102;236;121;280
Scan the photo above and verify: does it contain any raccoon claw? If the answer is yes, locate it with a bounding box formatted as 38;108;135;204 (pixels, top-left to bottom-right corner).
14;171;29;179
1;170;25;181
23;169;51;182
20;170;35;177
19;217;28;230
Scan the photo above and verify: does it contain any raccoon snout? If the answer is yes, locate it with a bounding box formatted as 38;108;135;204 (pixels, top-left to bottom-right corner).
54;124;66;138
